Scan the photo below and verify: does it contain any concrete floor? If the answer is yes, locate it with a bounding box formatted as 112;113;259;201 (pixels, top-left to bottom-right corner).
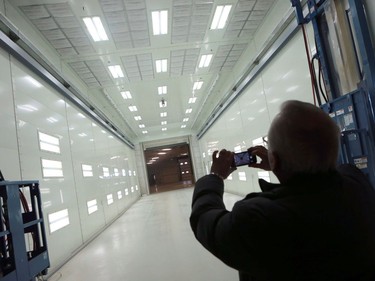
48;188;241;281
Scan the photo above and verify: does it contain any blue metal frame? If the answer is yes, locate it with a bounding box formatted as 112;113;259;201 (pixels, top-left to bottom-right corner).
292;0;375;187
0;180;49;281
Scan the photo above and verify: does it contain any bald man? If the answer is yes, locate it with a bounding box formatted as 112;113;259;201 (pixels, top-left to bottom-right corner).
190;100;375;281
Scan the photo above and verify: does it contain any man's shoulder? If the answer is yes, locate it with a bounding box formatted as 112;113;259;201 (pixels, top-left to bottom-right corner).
337;164;374;190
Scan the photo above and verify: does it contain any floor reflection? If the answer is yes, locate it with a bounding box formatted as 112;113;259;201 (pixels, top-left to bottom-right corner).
149;180;194;194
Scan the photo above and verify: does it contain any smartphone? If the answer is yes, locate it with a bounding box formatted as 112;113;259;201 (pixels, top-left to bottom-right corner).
233;151;257;167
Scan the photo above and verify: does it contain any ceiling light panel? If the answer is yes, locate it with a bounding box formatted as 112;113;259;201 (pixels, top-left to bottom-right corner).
108;65;124;79
158;86;167;95
193;81;203;90
188;97;197;104
199;54;213;68
128;106;138;112
211;5;232;30
83;17;109;42
121;91;132;99
152;10;168;35
155;59;168;73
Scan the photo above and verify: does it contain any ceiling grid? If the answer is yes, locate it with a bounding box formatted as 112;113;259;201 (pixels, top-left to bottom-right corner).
12;0;277;140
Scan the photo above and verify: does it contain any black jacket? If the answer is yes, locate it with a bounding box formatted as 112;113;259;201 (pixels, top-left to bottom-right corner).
190;165;375;281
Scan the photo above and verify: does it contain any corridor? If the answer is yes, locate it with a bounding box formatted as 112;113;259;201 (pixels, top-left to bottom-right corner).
49;188;241;281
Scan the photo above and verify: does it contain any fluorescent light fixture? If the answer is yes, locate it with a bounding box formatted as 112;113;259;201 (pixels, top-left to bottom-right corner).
181;125;186;128
117;191;122;199
103;167;110;177
156;59;168;73
186;108;192;114
210;5;232;30
114;168;119;176
139;124;145;128
159;100;167;108
108;65;124;78
160;112;167;117
121;91;132;99
82;164;93;177
162;128;167;131
41;159;63;178
39;132;60;154
183;118;189;122
193;81;203;90
107;194;114;205
142;130;148;134
152;10;168;35
188;97;197;104
161;121;167;125
158;152;167;155
87;199;98;214
48;209;70;233
199;54;213;68
134;116;142;121
83;17;108;41
158;86;167;95
78;133;87;137
128;105;138;112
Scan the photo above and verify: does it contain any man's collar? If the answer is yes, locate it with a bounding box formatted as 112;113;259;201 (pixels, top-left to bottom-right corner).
258;170;340;194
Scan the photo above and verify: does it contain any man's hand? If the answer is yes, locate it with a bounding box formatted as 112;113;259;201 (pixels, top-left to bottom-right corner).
210;149;237;179
248;146;271;171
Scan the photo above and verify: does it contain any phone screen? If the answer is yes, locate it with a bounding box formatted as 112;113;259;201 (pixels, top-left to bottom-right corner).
233;151;256;167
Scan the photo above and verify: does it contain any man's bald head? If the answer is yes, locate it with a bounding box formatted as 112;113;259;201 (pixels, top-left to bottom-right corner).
268;100;340;175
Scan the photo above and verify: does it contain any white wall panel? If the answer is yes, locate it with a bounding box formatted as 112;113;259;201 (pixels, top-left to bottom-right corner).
66;104;107;242
0;48;140;274
262;32;314;119
0;48;20;180
11;57;84;268
199;27;314;196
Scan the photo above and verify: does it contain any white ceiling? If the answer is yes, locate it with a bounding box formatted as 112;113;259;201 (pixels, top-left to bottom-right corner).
8;0;276;142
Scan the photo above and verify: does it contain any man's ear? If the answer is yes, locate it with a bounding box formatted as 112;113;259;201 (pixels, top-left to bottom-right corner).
268;151;280;172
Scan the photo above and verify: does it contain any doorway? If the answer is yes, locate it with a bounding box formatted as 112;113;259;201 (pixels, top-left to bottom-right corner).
144;143;195;194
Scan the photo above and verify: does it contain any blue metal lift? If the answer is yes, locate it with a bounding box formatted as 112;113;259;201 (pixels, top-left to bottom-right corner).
0;180;49;281
292;0;375;187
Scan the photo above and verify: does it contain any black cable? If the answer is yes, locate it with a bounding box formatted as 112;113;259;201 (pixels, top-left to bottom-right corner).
317;58;329;103
312;55;329;103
